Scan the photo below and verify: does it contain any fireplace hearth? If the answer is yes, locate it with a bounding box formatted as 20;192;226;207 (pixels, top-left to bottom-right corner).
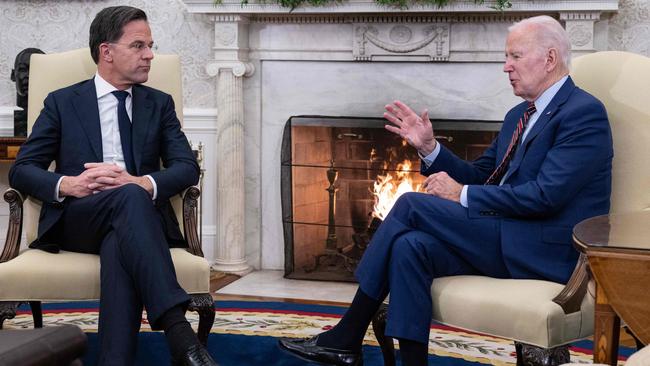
282;116;500;282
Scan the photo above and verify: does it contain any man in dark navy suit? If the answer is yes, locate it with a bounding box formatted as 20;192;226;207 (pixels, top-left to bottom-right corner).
9;6;217;366
280;15;613;366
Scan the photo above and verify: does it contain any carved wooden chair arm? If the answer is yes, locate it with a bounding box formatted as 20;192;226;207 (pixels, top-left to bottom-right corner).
552;253;590;314
181;186;203;258
0;188;26;264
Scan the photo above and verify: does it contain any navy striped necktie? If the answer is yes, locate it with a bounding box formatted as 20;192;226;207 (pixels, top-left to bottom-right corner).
111;90;136;175
485;102;536;185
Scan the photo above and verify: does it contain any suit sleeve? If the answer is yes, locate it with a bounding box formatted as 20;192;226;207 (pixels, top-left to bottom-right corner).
9;93;64;203
148;96;200;201
467;100;611;218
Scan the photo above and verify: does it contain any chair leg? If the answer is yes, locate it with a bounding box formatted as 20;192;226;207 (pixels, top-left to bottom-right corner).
188;293;215;346
29;301;43;328
514;341;570;366
624;326;645;351
0;301;20;330
371;303;396;366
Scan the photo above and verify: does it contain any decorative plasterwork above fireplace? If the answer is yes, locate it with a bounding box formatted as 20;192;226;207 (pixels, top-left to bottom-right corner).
353;23;451;61
184;0;619;61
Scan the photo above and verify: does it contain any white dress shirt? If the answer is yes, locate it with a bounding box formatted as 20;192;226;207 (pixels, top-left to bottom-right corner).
95;73;133;168
421;75;569;207
55;73;157;200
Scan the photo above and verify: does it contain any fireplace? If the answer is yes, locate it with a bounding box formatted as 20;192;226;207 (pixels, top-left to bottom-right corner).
282;116;500;281
180;0;618;275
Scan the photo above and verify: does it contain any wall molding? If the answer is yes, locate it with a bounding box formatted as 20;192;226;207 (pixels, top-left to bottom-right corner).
199;224;218;266
0;107;218;135
251;14;540;24
0;107;18;137
183;108;219;133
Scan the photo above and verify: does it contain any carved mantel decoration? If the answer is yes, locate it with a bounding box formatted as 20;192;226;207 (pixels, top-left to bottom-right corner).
354;23;450;61
181;0;618;273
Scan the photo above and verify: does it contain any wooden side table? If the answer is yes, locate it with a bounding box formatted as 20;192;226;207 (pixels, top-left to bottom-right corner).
573;212;650;365
0;137;26;162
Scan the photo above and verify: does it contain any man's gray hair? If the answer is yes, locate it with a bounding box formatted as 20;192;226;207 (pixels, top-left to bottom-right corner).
509;15;571;70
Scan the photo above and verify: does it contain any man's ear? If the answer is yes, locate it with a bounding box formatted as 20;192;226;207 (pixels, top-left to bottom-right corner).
10;69;15;82
546;48;559;72
99;43;113;63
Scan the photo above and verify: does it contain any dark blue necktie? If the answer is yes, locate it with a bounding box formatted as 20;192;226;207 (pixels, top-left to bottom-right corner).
111;90;136;175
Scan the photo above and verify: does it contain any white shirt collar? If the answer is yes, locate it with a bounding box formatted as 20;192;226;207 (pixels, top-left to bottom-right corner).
94;72;132;99
533;75;569;113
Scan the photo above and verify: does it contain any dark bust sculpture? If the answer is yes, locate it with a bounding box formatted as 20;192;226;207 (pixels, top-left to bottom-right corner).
10;48;45;137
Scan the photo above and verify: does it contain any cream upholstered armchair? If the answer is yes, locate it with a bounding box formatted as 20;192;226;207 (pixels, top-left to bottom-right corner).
0;48;215;345
372;51;650;366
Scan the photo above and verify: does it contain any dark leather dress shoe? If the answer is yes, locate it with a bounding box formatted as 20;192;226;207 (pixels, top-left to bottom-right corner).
174;344;219;366
278;335;362;366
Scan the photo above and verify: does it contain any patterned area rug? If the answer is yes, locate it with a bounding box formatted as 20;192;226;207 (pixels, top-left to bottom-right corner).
5;300;631;365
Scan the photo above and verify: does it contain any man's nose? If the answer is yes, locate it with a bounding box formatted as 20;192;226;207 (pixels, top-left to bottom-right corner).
142;47;154;60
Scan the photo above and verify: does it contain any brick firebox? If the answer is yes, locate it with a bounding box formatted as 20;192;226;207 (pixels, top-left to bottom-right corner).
282;116;500;282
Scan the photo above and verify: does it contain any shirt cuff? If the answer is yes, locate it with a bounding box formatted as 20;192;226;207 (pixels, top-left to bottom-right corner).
460;185;469;208
146;175;158;200
419;141;441;169
55;176;65;202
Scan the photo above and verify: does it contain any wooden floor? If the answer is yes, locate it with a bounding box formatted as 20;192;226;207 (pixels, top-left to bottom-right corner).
209;271;240;300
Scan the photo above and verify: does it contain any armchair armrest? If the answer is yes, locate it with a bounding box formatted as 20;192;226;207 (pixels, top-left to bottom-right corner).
181;186;203;258
552;253;590;314
0;188;25;263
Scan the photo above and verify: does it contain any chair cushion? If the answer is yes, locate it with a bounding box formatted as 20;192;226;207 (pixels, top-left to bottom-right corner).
0;248;209;301
620;344;650;366
431;276;594;348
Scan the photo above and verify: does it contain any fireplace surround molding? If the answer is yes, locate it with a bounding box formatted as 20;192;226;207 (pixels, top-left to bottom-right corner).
181;0;618;272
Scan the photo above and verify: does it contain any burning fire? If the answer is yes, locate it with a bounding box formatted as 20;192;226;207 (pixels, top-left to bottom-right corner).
372;159;422;220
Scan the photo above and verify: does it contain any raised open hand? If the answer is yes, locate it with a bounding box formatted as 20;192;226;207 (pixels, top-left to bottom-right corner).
384;100;437;156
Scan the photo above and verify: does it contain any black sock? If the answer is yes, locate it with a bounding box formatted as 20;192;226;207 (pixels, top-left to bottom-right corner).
316;288;384;352
398;338;428;366
159;305;200;359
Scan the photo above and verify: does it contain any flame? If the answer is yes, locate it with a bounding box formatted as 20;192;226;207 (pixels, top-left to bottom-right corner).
372;160;422;220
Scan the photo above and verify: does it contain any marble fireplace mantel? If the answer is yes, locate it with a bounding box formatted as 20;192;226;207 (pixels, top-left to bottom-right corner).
181;0;618;273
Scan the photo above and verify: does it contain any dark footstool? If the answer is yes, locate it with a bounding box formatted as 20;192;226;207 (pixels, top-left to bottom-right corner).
0;325;87;366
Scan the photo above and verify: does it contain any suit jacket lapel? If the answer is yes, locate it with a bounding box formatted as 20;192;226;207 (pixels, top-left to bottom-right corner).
521;77;575;149
131;85;154;174
72;80;102;161
503;77;576;181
